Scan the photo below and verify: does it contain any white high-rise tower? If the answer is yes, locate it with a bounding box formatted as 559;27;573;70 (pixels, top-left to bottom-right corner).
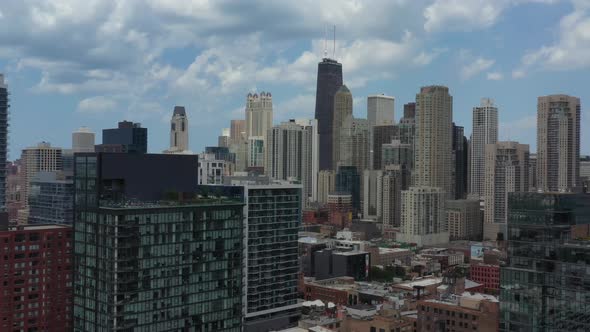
470;98;498;198
72;127;95;153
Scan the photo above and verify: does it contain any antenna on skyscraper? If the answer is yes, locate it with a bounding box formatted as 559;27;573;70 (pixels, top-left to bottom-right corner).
323;24;328;58
333;25;336;59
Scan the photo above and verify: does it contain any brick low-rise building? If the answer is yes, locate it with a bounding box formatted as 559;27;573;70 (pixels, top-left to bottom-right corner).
416;293;499;332
0;224;72;332
469;261;500;294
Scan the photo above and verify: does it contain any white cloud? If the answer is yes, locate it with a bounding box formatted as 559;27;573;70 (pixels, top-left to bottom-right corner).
512;69;526;79
516;1;590;71
77;96;117;113
460;57;495;80
423;0;559;33
486;72;504;80
424;0;507;32
499;115;537;143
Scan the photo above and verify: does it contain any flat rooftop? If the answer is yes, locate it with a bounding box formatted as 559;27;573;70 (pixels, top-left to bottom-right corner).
5;224;71;231
333;250;368;256
98;198;243;210
394;277;443;289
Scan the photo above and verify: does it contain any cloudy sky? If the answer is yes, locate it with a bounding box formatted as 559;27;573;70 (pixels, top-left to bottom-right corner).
1;0;589;158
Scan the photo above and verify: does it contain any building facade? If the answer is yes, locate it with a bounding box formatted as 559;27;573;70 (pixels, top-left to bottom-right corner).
198;153;230;185
315;58;343;171
332;85;353;169
28;171;73;225
414;86;453;196
242;185;302;332
21;142;63;210
266;119;319;206
73;153;244;331
72;127;95;153
338;116;369;174
165;106;189;153
372;125;397;170
446;199;481;241
537;94;581;192
500;192;590;331
0;75;8;219
317;170;336;205
100;121;148;154
367;94;395;168
453;123;468;199
470;98;498;198
483;141;529;240
0;224;72;332
399;186;449;246
245;92;273;139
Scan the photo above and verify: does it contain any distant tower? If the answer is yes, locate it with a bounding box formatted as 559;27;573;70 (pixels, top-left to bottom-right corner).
484;141;529;240
169;106;189;152
0;74;8;217
367;94;395;168
414;86;453;196
332;85;353;169
245;92;273;138
470;98;498;198
72;127;95;153
315;57;343;170
537;94;581;192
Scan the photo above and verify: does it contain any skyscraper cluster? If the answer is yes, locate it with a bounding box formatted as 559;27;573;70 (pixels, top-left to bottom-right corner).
0;38;587;332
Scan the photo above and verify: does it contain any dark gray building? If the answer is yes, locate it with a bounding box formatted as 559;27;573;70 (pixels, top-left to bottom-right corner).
314;249;370;281
372;125;397;170
28;171;73;225
73;153;244;331
243;184;302;332
500;192;590;331
453;123;468;199
0;75;8;223
98;121;147;154
314;58;343;170
336;166;361;214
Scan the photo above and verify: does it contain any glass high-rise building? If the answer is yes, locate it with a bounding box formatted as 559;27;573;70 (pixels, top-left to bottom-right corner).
28;171;73;224
73;153;244;331
242;184;302;332
314;58;343;170
500;192;590;331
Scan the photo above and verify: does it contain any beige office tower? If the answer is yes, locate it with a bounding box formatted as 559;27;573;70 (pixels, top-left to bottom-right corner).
414;86;453;196
317;170;336;205
72;127;95;153
266;119;319;206
20;142;63;210
483;141;529;240
246;92;273;138
469;98;498;198
338;116;369;172
446;199;482;241
537;94;581;192
367;94;395;168
332;85;353;169
399;186;448;246
218;128;230;148
230;119;246;145
165;106;189;153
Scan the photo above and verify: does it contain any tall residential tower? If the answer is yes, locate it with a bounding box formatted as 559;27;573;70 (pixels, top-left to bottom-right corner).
537;94;581;192
470;98;498;198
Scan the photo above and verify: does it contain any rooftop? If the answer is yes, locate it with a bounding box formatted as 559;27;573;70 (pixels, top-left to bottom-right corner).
99;197;243;210
333;250;368;256
394;277;442;289
6;224;70;231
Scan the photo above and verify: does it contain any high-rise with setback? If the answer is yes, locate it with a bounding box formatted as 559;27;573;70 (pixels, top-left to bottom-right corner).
314;58;343;170
470;98;498;198
537;94;581;192
367;94;395;168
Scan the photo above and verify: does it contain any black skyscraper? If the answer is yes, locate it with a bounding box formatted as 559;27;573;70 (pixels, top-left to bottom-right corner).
98;120;148;153
314;58;343;170
453;123;468;199
0;75;8;224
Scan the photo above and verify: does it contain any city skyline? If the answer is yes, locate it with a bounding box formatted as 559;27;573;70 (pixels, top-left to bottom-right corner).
0;1;589;158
